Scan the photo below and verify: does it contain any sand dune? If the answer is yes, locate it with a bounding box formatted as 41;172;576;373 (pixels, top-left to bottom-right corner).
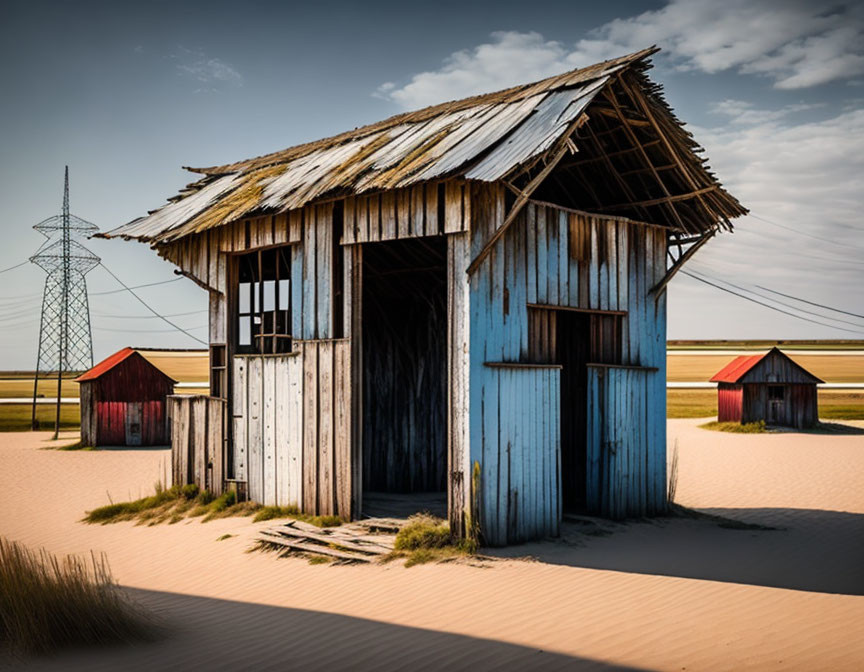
2;421;863;671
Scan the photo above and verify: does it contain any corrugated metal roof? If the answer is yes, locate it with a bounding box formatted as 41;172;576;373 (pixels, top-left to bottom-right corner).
709;353;768;383
710;348;825;384
75;347;177;383
103;49;661;244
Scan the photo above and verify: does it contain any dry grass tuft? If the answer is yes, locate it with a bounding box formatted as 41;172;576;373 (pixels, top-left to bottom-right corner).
0;538;153;656
389;514;477;567
699;420;767;434
252;505;342;527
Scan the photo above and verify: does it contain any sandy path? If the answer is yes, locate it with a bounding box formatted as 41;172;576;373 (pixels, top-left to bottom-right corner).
1;421;863;671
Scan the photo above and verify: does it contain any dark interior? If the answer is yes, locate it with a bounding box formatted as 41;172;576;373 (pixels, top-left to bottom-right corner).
528;307;623;513
361;237;448;512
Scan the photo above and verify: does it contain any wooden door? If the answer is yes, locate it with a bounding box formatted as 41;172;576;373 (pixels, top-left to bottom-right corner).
125;402;143;446
767;385;785;425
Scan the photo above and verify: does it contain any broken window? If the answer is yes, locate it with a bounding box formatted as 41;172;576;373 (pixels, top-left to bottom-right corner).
235;247;292;354
768;385;785;401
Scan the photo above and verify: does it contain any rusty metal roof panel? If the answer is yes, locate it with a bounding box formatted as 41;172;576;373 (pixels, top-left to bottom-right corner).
104;47;709;243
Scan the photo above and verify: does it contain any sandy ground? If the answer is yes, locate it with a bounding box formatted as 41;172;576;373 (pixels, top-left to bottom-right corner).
1;420;863;671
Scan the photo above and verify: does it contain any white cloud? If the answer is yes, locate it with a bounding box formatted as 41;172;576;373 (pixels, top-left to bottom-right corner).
669;107;864;338
376;31;592;109
378;1;863;109
176;48;243;88
709;99;823;125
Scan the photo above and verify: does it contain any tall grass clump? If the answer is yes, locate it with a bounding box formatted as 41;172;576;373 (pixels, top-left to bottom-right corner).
0;537;152;656
390;514;476;567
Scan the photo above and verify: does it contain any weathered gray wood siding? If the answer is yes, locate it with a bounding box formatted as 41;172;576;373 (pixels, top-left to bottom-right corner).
740;350;822;385
468;184;668;538
447;231;471;536
341;182;469;244
79;382;97;446
170;395;225;495
231;340;351;517
742;383;818;429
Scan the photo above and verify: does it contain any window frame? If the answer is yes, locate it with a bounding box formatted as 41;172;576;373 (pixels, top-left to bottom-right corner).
234;246;292;355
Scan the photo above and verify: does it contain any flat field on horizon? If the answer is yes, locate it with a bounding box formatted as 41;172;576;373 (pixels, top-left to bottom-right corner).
1;346;863;429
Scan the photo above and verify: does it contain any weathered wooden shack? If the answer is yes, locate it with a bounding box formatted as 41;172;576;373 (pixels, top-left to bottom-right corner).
76;347;176;446
103;48;745;544
711;348;821;429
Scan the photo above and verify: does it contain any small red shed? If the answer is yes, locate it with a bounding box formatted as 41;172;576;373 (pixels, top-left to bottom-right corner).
75;348;177;446
710;347;823;429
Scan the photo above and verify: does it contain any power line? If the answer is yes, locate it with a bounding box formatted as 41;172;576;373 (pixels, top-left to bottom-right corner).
96;263;207;345
681;269;864;335
0;260;30;275
92;309;207;319
95;325;207;334
90;277;183;296
749;213;864;253
755;285;864;321
689;265;864;329
0;239;53;275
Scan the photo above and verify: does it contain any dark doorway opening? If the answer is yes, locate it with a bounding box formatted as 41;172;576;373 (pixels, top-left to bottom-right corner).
528;306;623;513
361;237;448;519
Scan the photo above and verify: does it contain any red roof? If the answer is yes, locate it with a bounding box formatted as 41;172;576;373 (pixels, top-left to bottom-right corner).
75;347;176;383
709;352;769;383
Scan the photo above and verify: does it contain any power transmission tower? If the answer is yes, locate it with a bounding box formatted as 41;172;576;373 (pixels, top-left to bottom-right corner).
30;167;100;438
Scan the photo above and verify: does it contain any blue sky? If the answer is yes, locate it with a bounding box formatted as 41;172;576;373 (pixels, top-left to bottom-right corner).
1;0;863;367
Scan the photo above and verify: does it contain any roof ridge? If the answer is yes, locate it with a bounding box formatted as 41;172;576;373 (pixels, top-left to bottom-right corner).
186;47;658;177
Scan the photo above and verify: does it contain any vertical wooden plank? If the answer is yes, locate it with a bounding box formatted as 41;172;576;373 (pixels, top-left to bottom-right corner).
481;373;500;546
289;209;303;243
357;196;368;243
334;341;351;519
536;206;548;303
232;358;247;481
302;343;319;513
411;185;424;237
302;208;316;339
275;357;291;506
425;182;439;236
448;233;471;537
397;188;411;239
547;208;559;305
568;214;579;307
263;356;277;506
558;211;568;305
381;191;396;240
317;204;332;339
287;353;304;507
291;245;303;338
368;194;380;242
444;181;461;234
350;246;364;517
587;218;598;309
247;356;263;502
341;199;354;245
525;204;538;305
317;341;334;515
208;398;224;495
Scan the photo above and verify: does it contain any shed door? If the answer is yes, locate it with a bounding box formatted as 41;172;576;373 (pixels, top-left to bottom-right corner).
585;365;662;518
767;385;785;424
477;365;561;546
125;402;143;446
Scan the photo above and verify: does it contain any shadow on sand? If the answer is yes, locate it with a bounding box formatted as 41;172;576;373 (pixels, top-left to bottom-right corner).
491;507;864;596
13;590;647;672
